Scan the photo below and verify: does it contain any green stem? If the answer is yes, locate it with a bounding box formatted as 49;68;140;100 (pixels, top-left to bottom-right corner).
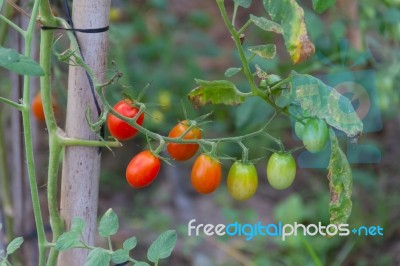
237;19;252;35
19;0;48;265
0;115;14;243
45;136;63;266
0;97;23;110
0;2;16;44
59;136;122;147
38;1;60;266
0;14;26;36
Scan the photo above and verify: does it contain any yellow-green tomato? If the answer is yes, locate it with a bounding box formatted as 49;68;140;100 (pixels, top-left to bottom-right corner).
267;153;296;190
227;162;258;201
302;118;329;153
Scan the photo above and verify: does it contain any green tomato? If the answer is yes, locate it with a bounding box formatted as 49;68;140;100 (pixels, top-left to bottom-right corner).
266;153;296;190
302;119;329;153
227;162;258;201
294;118;309;140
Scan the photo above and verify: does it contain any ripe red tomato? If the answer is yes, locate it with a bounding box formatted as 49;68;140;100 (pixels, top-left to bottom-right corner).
126;150;160;188
167;120;201;161
191;154;221;194
31;93;56;122
227;162;258;201
107;99;144;141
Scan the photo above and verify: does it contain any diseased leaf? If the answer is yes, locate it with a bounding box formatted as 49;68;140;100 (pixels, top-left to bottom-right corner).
233;0;252;8
55;231;80;251
123;237;137;251
98;208;119;238
0;46;44;76
263;0;315;63
188;79;245;108
224;67;242;77
111;249;129;264
6;237;23;255
247;44;276;59
84;248;111;266
282;71;363;138
147;230;177;263
250;15;283;34
328;129;352;225
312;0;336;13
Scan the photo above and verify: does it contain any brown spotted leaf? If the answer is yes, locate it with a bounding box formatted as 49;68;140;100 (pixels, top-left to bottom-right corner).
263;0;315;63
188;79;245;109
328;129;352;225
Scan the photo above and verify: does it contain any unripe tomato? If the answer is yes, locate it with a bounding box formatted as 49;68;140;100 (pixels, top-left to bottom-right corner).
294;118;309;140
191;154;221;194
227;162;258;201
126;150;160;188
109;8;123;22
167;120;201;161
267;153;296;190
302;118;329;153
107;99;144;141
31;93;56;122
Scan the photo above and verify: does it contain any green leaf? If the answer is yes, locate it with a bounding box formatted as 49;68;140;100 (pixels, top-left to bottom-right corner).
249;15;283;34
55;231;80;251
84;248;111;266
6;237;23;255
188;79;246;108
123;237;137;251
147;230;177;263
286;72;363;138
98;208;119;238
135;262;150;266
0;223;2;231
0;261;7;266
328;130;352;225
224;67;242;77
0;46;44;76
262;0;315;63
233;0;252;8
71;217;85;234
312;0;336;13
111;249;129;264
0;0;4;10
247;44;276;59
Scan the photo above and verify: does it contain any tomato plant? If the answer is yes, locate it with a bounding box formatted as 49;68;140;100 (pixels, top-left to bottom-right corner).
167;120;201;161
227;162;258;201
302;118;329;153
267;153;296;190
191;154;221;194
107;99;144;141
126;150;161;188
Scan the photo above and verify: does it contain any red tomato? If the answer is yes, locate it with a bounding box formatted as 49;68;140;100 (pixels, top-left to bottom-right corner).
31;93;56;122
167;120;201;161
191;154;222;194
107;99;144;141
126;150;160;188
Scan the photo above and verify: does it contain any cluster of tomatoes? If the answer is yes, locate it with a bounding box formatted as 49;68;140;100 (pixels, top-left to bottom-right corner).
107;100;329;200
